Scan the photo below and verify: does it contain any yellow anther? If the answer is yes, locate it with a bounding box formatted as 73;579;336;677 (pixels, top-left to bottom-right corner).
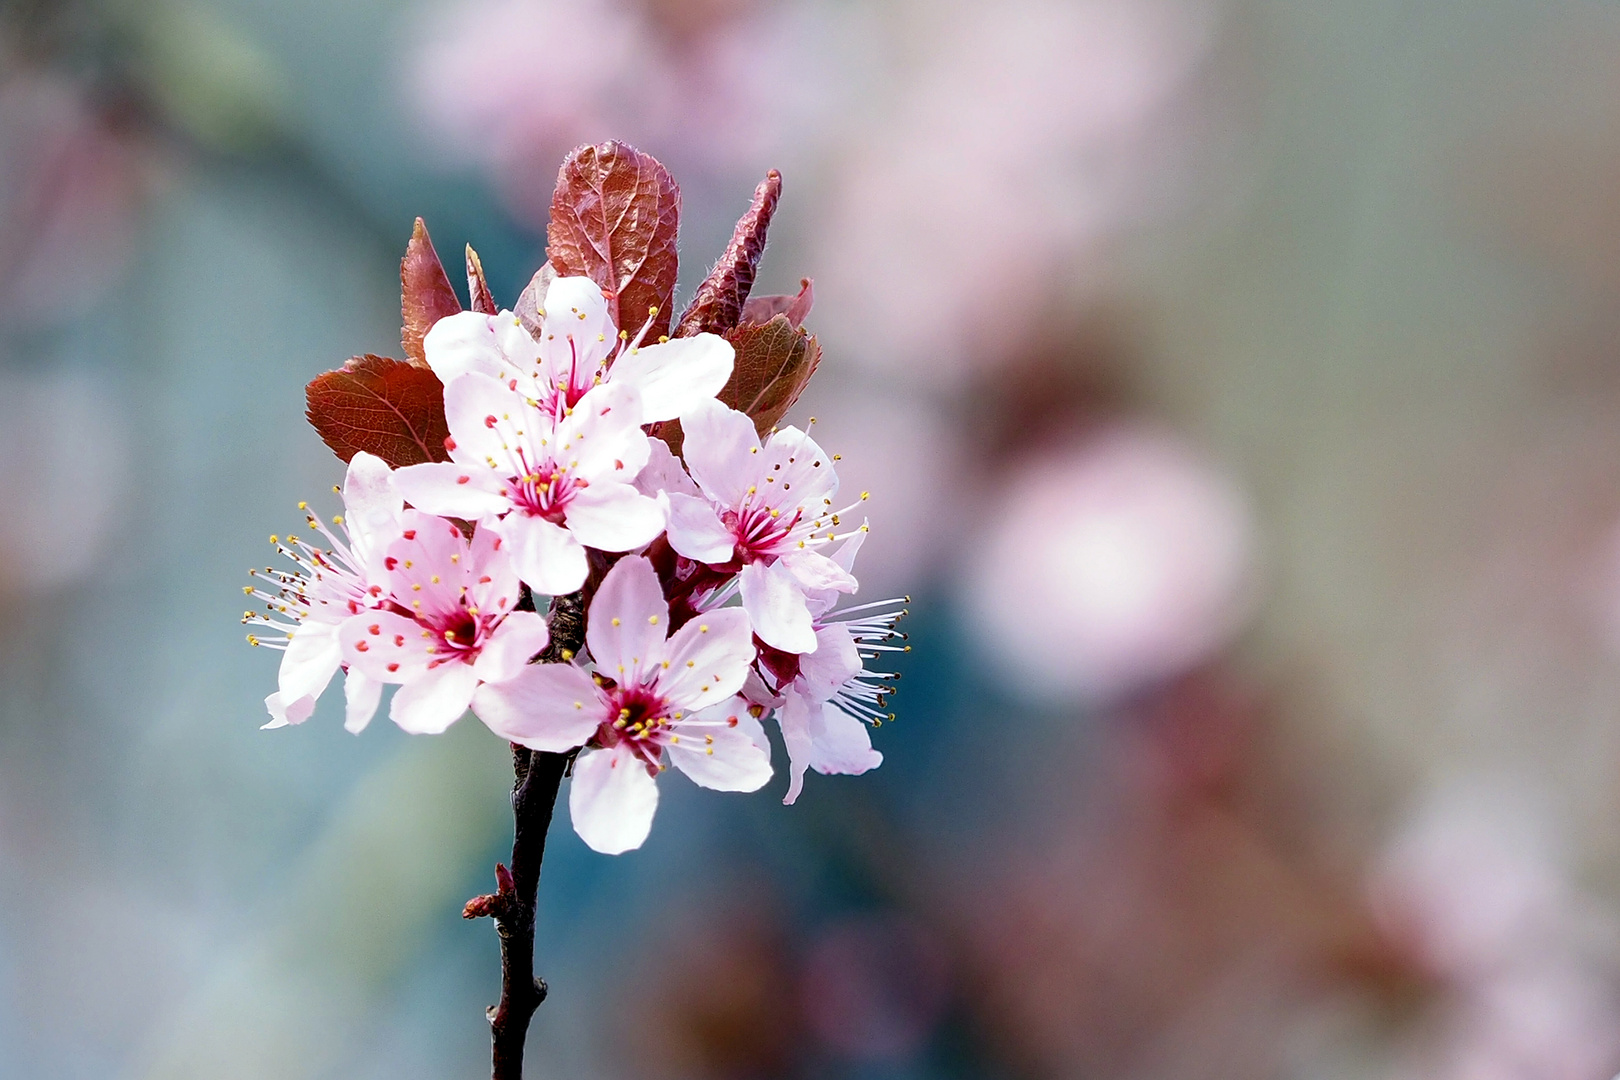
269;535;278;544
430;575;440;584
611;617;621;626
648;614;659;625
243;585;253;594
297;501;307;510
560;649;575;661
332;515;344;525
833;453;842;460
620;707;632;719
412;583;422;591
699;624;709;633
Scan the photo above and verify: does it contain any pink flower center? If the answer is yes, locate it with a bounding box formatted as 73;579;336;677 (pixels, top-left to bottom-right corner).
418;606;490;669
504;462;584;524
596;684;672;773
726;503;801;563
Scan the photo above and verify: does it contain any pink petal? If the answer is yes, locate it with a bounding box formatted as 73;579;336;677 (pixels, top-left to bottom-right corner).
635;438;701;499
798;623;861;700
389;660;479;734
472;610;550;683
343;670;383;734
564;482;665;553
569;746;660;855
741;559;816;653
606;334;734;423
679;398;759;507
392;461;509;520
659;607;755;709
472;661;601;752
422;310;508;385
585;555;669;686
663;492;734;564
493;513;587;597
667;698;773;792
339;609;433;682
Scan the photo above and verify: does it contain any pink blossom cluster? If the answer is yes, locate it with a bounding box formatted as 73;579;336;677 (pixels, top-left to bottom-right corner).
244;276;902;852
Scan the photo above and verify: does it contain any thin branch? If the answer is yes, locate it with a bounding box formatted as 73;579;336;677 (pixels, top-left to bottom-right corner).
465;592;587;1080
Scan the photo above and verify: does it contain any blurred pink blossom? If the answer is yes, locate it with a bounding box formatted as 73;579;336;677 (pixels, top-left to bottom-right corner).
1371;779;1620;1079
814;0;1217;385
409;0;839;222
0;71;147;322
966;423;1255;702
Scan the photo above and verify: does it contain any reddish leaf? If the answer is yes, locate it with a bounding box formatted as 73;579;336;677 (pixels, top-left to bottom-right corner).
674;170;781;338
401;218;461;367
305;354;452;468
739;277;814;329
547;141;680;340
466;244;497;314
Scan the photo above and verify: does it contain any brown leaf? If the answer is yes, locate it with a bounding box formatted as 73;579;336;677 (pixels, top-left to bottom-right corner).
305;354;452;468
547;141;680;340
739;277;814;329
466;243;497;314
674;170;782;338
401;218;462;367
723;315;822;436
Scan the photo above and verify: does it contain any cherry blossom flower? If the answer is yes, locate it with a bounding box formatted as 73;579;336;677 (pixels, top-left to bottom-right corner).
336;511;551;736
473;555;770;854
392;374;663;596
966;424;1255;702
665;398;864;653
243;451;404;732
751;534;904;804
421;275;733;422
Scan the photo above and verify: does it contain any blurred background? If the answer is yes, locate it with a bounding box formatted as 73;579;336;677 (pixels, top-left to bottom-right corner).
5;0;1620;1076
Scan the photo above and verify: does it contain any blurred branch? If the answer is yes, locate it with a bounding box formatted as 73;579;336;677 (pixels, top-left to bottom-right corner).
465;591;585;1080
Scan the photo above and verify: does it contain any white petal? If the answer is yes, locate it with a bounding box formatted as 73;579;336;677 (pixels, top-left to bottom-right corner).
780;549;857;594
263;691;315;730
585;555;669;686
760;425;839;506
277;618;343;703
472;661;602;751
569;746;659;854
561;381;651;480
807;699;883;778
668;699;773;792
663;493;734;564
777;691;817;805
607;334;734;423
392;461;509;519
635;438;701;499
389;661;479;734
494;514;588;596
741;559;816;653
441;371;536;472
472;610;550;683
679;398;759;507
798;623;861;700
423;310;508;385
659;607;755;708
467;521;523;614
339;610;434;681
343;670;384;733
564;483;665;553
341;451;404;577
538;276;616;380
